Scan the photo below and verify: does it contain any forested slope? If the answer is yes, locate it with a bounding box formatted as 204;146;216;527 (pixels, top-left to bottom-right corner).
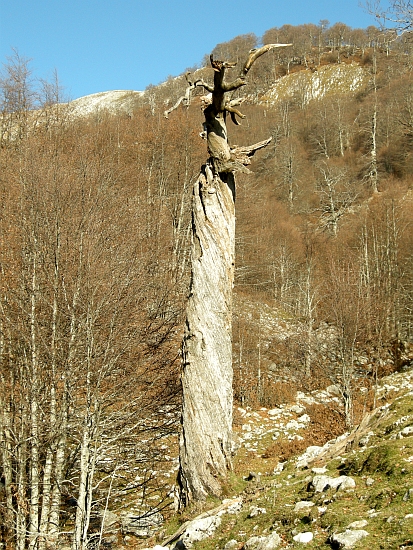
1;21;413;549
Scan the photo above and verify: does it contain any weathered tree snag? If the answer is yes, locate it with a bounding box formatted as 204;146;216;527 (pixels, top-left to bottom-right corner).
178;164;236;504
166;43;291;507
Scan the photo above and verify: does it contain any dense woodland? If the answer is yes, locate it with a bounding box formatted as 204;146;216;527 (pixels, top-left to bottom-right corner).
1;19;413;549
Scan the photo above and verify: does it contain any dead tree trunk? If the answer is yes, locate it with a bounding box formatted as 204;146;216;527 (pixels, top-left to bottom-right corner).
166;43;291;507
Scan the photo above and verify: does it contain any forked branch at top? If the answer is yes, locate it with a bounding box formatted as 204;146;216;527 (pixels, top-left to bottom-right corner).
223;43;293;92
164;43;292;120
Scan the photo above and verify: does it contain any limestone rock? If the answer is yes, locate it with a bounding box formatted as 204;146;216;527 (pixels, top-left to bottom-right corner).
290;404;306;414
175;515;221;549
293;501;314;513
100;509;120;529
330;529;369;548
224;540;239;550
347;520;368;529
311;474;355;493
296;446;324;468
244;532;281;550
293;532;313;543
248;506;267;518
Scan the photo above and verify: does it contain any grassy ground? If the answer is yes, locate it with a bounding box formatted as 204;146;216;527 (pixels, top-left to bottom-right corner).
152;377;413;550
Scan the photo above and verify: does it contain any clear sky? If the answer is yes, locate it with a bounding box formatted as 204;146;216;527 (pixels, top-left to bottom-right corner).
0;0;380;101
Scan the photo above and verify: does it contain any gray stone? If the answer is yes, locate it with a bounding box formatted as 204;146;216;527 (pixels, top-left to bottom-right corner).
358;435;370;447
248;506;267;518
274;462;285;474
176;515;221;549
292;532;313;544
330;529;369;548
268;408;283;416
365;477;375;487
296;446;324;468
312;467;327;474
290;404;306;414
326;384;341;396
218;498;243;516
224;540;239;550
293;501;314;513
312;474;355;493
245;472;261;482
244;532;281;550
386;515;396;523
403;488;413;501
347;520;368;529
400;425;413;436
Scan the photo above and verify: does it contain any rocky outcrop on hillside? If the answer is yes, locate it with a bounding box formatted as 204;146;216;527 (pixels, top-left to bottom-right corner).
260;63;368;106
133;367;413;550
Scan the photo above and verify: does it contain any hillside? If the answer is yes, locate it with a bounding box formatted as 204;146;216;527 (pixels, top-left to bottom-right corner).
132;368;413;550
1;22;413;550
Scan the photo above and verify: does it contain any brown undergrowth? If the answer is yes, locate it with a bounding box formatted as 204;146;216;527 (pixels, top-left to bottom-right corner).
261;403;346;461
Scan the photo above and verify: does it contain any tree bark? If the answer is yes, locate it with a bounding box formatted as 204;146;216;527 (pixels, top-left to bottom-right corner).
178;164;235;504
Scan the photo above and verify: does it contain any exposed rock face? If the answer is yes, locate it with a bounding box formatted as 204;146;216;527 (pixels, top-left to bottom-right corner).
261;63;367;106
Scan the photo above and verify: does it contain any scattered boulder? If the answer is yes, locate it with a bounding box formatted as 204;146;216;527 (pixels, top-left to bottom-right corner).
100;509;120;530
224;540;239;550
248;506;267;518
292;532;313;544
326;385;341;396
268;407;284;416
273;462;286;474
403;488;413;501
244;532;281;550
399;425;413;437
218;498;243;515
330;529;369;548
174;515;221;549
312;467;327;474
290;404;306;414
293;501;314;513
245;472;261;482
347;520;368;529
311;474;355;493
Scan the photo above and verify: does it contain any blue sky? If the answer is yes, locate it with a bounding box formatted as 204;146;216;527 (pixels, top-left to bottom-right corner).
1;0;379;101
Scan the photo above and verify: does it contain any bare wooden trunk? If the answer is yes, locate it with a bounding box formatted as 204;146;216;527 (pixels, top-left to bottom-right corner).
178;163;235;504
169;44;290;507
